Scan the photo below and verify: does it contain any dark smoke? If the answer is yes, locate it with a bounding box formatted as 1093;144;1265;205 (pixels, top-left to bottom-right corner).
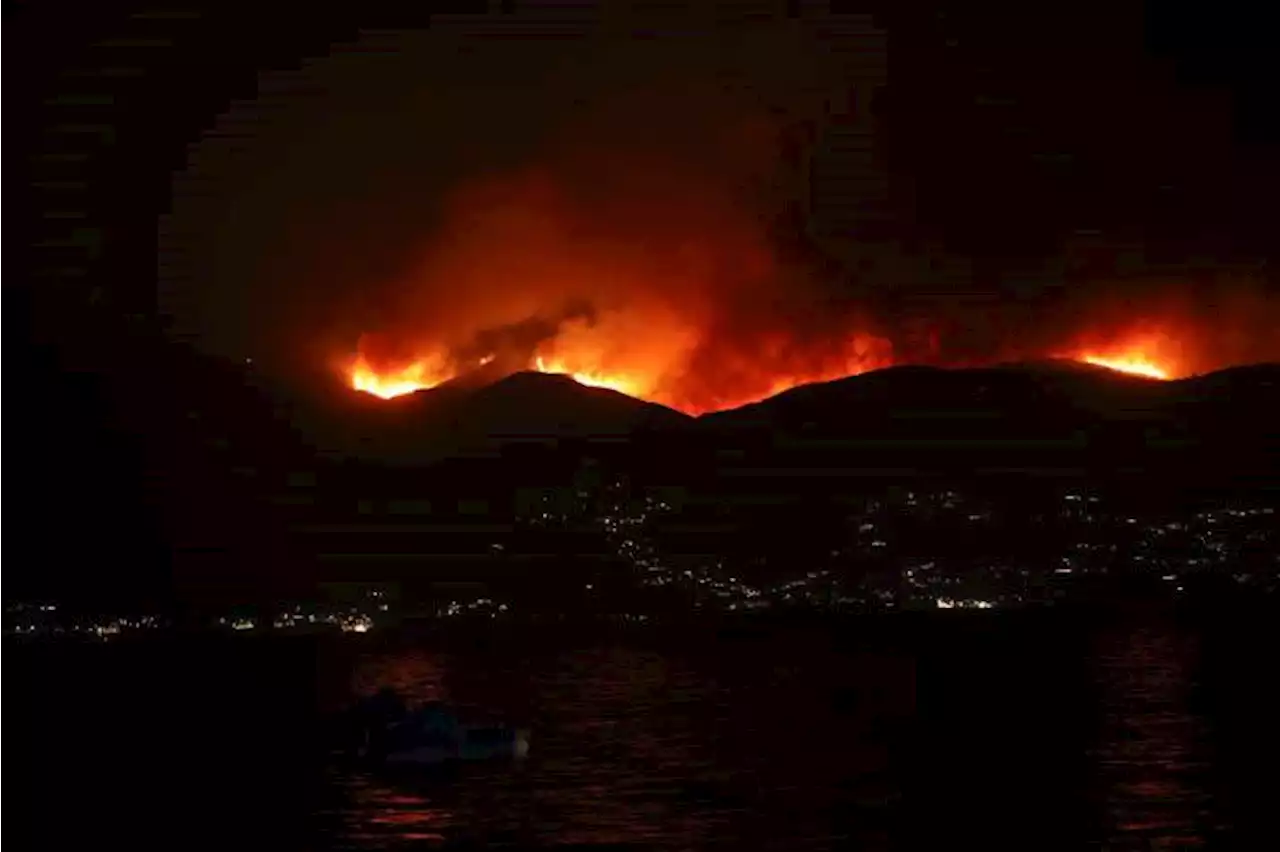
453;300;599;374
161;27;1279;407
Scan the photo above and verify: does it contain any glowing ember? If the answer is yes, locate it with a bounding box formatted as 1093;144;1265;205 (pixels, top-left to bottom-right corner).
1078;354;1171;380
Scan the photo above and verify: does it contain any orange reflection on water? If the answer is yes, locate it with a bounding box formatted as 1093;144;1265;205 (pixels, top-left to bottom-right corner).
1090;623;1215;846
341;773;454;846
349;649;450;705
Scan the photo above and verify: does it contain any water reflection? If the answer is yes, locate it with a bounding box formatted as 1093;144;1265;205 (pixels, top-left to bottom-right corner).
328;641;905;849
341;774;449;845
350;649;450;704
1089;619;1220;849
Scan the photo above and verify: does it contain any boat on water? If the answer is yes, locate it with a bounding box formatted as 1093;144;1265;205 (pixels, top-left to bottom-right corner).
341;689;530;767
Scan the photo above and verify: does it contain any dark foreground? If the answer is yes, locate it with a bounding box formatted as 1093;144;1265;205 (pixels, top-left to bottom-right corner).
9;607;1280;850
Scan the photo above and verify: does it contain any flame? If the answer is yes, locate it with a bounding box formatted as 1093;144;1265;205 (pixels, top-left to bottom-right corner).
1078;354;1171;380
533;355;646;398
338;163;1236;410
1067;330;1181;381
348;326;898;413
349;350;458;399
351;359;443;399
348;349;652;402
350;328;1193;409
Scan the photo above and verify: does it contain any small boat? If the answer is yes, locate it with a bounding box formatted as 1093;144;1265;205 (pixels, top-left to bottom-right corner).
343;690;530;767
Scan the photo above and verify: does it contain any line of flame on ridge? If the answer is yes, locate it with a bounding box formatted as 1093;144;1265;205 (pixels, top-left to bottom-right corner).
348;352;641;401
349;348;1177;409
347;352;887;412
1076;354;1171;380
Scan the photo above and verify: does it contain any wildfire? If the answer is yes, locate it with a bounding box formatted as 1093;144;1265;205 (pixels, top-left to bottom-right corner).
1078;354;1171;380
351;360;436;399
346;316;905;413
1069;332;1180;380
349;351;654;402
349;352;457;399
347;350;650;402
350;339;1187;409
347;300;1199;412
533;356;646;398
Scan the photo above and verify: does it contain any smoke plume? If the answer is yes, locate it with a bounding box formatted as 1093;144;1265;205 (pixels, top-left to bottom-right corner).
343;82;1278;411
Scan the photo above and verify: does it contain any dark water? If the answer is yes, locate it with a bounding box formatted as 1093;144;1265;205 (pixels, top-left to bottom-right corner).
9;610;1280;850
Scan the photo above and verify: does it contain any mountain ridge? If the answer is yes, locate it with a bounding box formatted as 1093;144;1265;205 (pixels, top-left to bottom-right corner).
73;334;1277;484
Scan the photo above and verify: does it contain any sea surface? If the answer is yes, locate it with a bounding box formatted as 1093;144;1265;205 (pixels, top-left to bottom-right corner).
9;608;1280;850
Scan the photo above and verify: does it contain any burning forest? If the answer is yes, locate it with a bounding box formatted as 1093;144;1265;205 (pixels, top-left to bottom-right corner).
340;156;1271;414
164;61;1277;413
327;84;1275;415
149;40;1280;415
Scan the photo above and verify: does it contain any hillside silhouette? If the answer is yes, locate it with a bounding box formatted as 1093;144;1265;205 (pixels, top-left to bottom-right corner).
696;360;1279;494
16;332;1277;611
331;370;692;464
80;342;1280;490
